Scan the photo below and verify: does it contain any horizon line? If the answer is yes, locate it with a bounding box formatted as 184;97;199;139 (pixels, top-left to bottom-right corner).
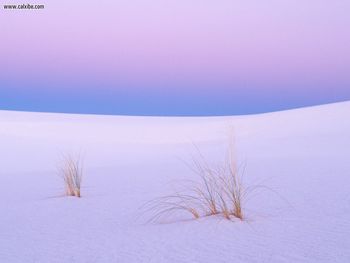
1;100;349;118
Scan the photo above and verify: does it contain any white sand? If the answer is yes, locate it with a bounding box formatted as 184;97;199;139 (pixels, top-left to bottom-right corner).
0;101;349;262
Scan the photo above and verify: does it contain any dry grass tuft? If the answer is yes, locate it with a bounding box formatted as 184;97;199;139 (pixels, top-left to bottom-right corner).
142;137;254;223
59;154;83;198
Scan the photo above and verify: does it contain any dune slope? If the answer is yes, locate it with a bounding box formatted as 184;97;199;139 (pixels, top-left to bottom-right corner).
0;102;350;262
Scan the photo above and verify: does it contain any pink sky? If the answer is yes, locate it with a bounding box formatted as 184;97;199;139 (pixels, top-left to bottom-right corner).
1;0;349;115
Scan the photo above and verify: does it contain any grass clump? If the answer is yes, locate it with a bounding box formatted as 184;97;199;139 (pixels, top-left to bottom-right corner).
59;154;83;198
143;138;252;223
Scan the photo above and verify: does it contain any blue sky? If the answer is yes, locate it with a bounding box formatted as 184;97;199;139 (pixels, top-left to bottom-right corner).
1;0;349;115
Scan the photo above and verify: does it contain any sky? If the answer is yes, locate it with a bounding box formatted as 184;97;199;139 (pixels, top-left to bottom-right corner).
1;0;350;116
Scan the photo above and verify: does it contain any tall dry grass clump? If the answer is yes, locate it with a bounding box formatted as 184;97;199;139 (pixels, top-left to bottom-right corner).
59;154;83;198
143;137;251;222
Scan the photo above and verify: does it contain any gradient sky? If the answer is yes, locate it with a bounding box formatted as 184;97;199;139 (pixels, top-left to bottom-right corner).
1;0;350;115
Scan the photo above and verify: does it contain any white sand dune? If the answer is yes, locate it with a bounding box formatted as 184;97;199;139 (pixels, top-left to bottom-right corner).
0;101;350;262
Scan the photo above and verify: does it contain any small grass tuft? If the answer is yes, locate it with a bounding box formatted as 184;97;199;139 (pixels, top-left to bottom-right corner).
59;154;83;198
